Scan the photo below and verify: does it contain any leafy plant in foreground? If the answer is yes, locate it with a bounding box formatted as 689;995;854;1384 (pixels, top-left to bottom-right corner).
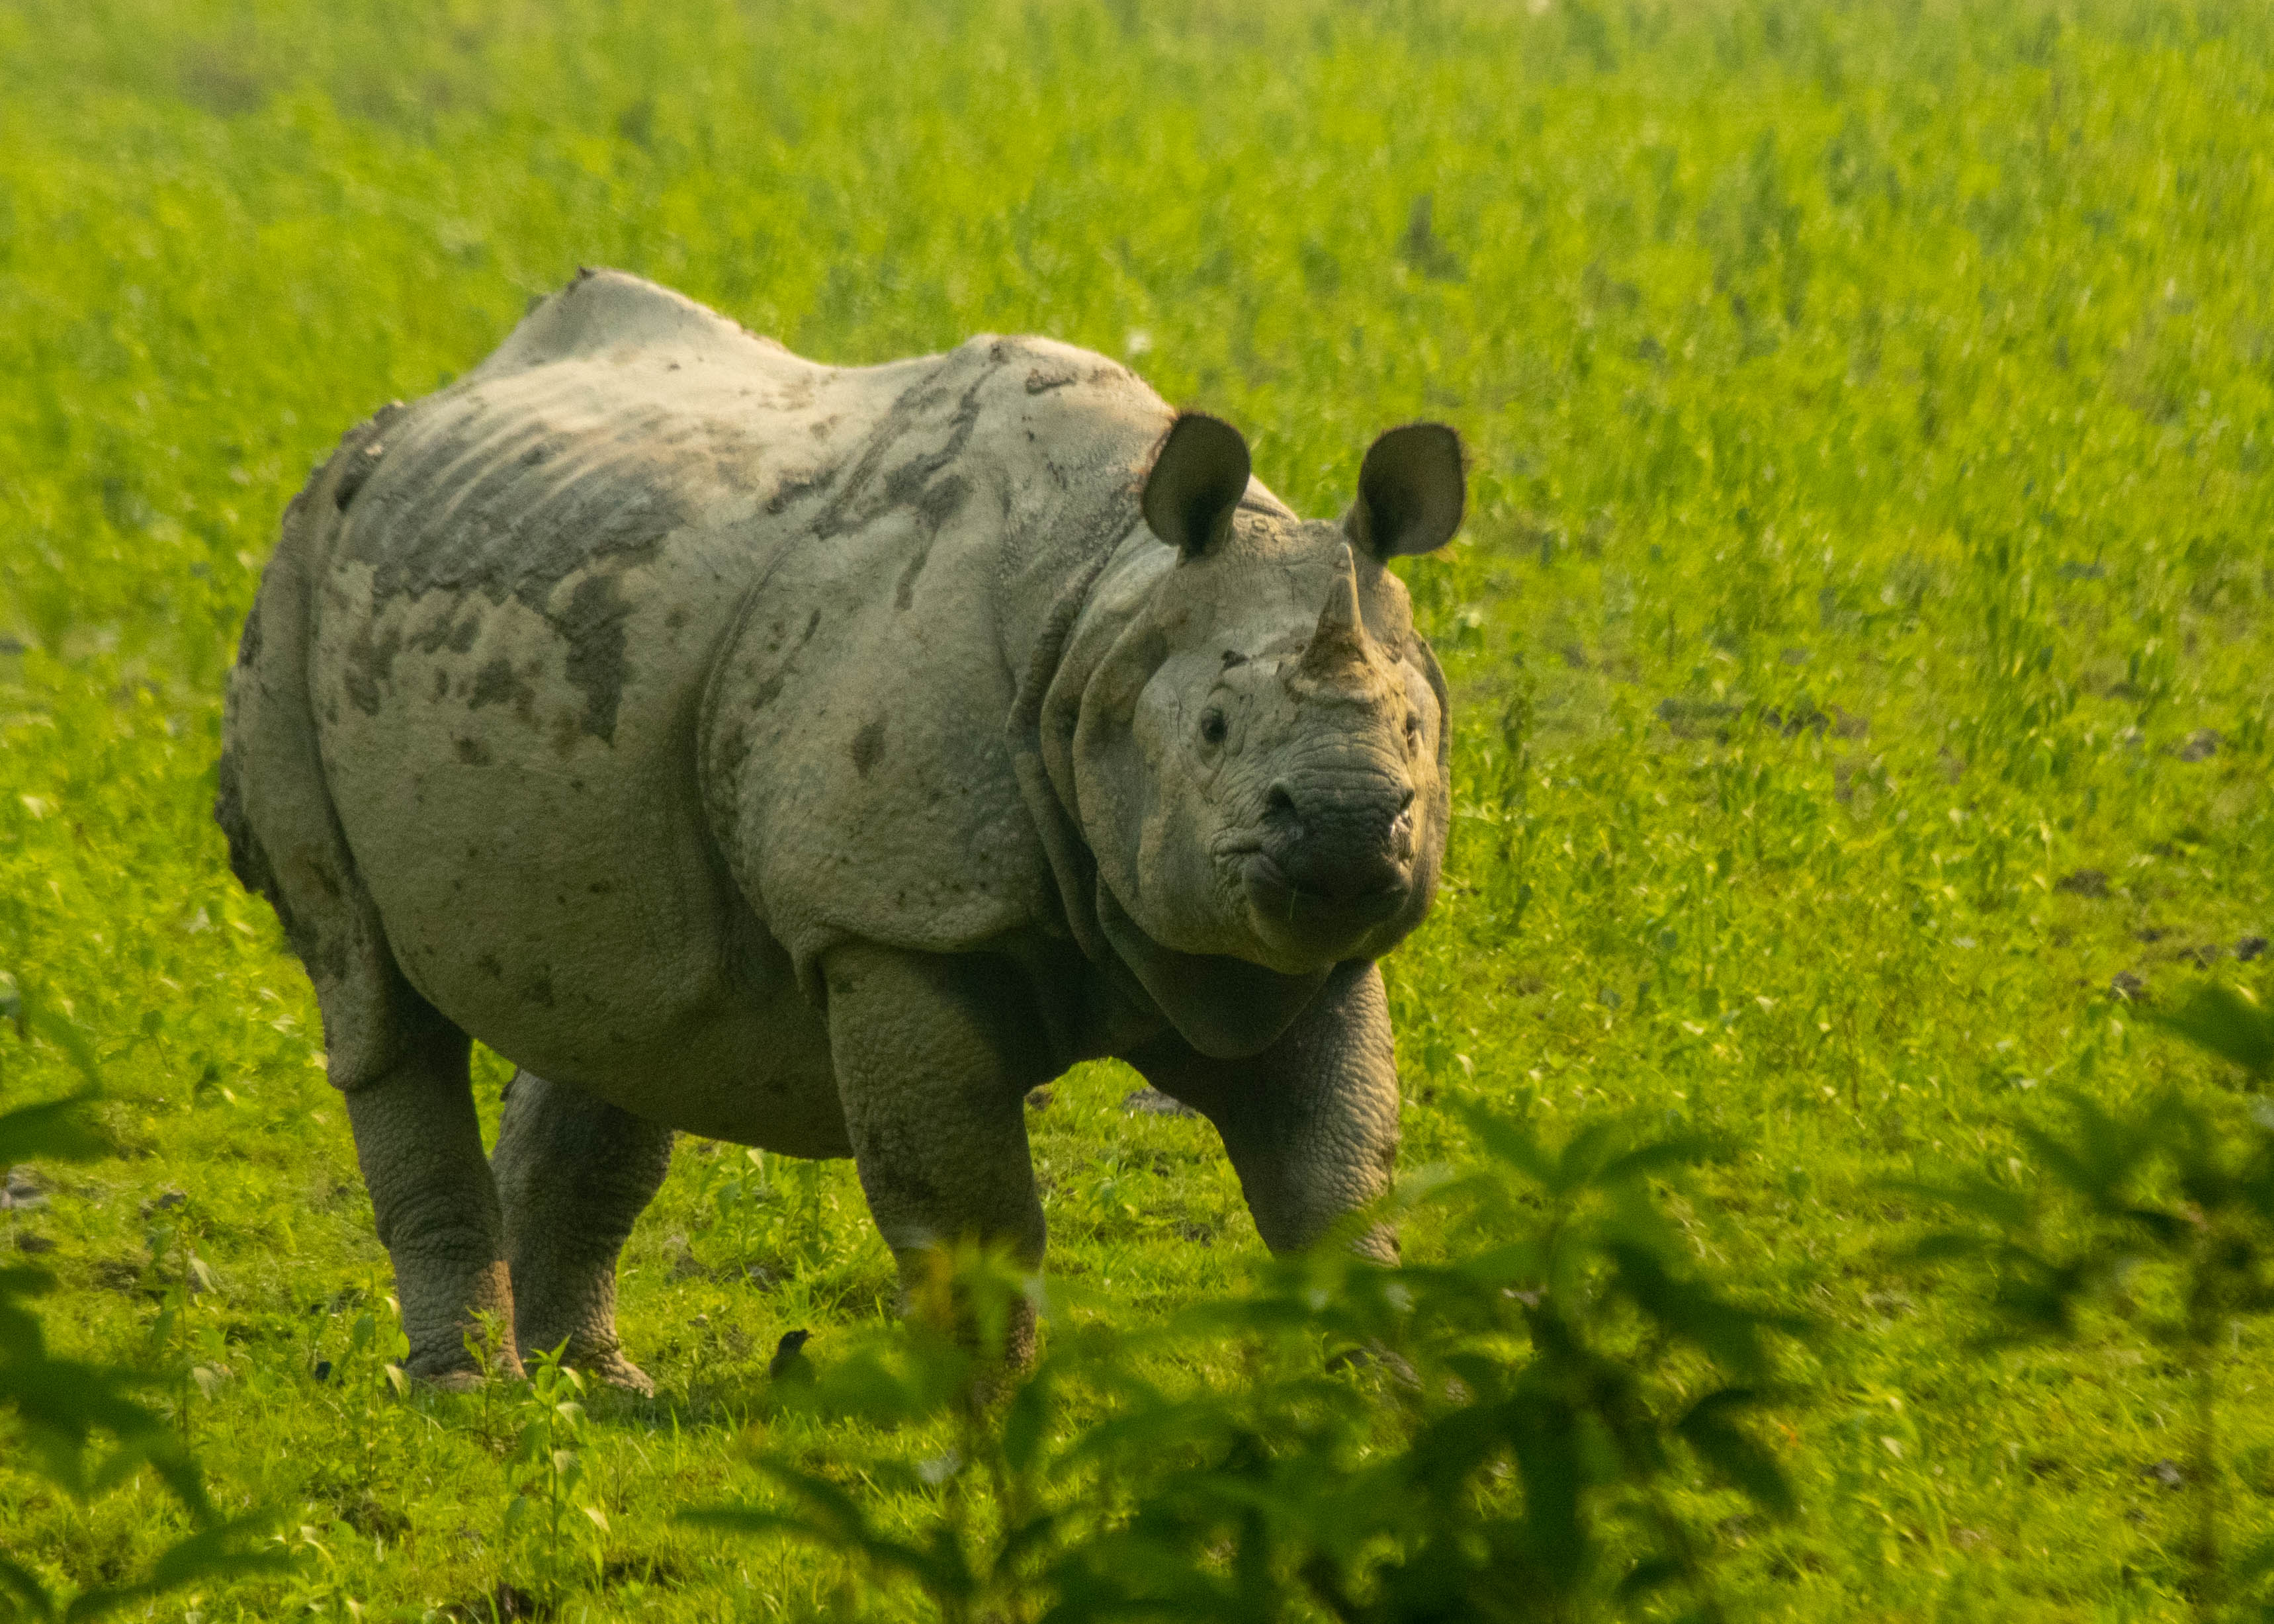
504;1342;611;1603
1907;983;2274;1620
319;1275;411;1502
689;1101;1810;1622
687;1240;1055;1622
0;975;279;1620
140;1193;230;1456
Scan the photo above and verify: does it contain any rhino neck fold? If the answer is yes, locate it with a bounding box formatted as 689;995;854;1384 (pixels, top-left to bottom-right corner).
1093;882;1329;1060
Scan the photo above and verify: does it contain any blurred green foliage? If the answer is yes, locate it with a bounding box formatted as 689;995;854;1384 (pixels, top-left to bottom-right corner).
693;1105;1807;1622
1905;988;2274;1618
0;983;277;1619
1;0;2271;1615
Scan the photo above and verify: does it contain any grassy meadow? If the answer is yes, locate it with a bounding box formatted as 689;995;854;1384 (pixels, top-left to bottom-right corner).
5;0;2274;1615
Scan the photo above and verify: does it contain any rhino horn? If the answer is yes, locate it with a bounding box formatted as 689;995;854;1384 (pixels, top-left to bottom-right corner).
1295;546;1383;687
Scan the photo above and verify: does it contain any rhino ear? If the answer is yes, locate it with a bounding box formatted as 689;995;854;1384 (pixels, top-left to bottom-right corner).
1143;413;1251;559
1345;423;1465;559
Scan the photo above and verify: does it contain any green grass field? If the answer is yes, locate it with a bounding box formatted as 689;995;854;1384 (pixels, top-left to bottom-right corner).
5;0;2274;1616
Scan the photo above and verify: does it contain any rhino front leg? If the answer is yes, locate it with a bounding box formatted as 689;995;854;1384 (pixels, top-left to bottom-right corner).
1132;959;1401;1263
492;1071;675;1395
822;943;1049;1363
341;1023;523;1385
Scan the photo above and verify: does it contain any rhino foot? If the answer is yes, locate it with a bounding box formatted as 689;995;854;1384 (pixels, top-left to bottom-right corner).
579;1351;656;1397
410;1365;493;1394
341;1031;529;1394
492;1070;674;1400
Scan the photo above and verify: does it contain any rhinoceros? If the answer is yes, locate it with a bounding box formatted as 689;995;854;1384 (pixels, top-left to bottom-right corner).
216;269;1462;1389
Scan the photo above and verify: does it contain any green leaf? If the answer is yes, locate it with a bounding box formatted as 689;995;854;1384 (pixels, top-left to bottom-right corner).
733;1463;977;1598
1617;1555;1686;1598
3;980;104;1089
0;1092;108;1168
1505;1393;1587;1592
1902;1232;2004;1265
1597;1133;1724;1186
1604;1242;1788;1381
679;1506;815;1537
2225;1529;2274;1586
0;1263;60;1304
1550;1118;1626;1194
2013;1121;2122;1206
0;1553;58;1623
1887;1175;2031;1234
1403;1406;1508;1494
1000;1364;1053;1476
1452;1101;1553;1184
2150;982;2274;1080
60;1516;285;1621
1679;1389;1796;1517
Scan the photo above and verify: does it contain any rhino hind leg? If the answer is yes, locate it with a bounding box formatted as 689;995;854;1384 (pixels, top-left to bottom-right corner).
492;1070;674;1395
342;1017;522;1386
220;416;522;1385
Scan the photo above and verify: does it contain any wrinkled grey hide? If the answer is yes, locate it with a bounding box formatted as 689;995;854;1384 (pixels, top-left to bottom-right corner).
216;270;1463;1387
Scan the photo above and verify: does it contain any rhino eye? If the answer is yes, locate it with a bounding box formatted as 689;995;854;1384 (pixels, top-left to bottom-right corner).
1200;708;1229;748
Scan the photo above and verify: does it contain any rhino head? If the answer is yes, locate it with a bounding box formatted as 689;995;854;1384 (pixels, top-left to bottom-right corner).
1031;413;1464;1058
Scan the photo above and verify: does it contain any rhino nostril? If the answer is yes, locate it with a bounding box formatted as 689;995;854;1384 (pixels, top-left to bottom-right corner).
1389;806;1415;863
1264;784;1299;824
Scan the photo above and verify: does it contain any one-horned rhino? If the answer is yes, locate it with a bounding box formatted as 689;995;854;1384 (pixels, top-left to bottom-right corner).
216;270;1464;1389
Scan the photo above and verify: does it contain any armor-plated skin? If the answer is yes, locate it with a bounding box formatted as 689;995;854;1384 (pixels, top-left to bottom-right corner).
217;271;1464;1387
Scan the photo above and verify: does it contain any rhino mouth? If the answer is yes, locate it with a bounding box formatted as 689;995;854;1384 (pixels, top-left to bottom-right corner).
1239;851;1407;953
